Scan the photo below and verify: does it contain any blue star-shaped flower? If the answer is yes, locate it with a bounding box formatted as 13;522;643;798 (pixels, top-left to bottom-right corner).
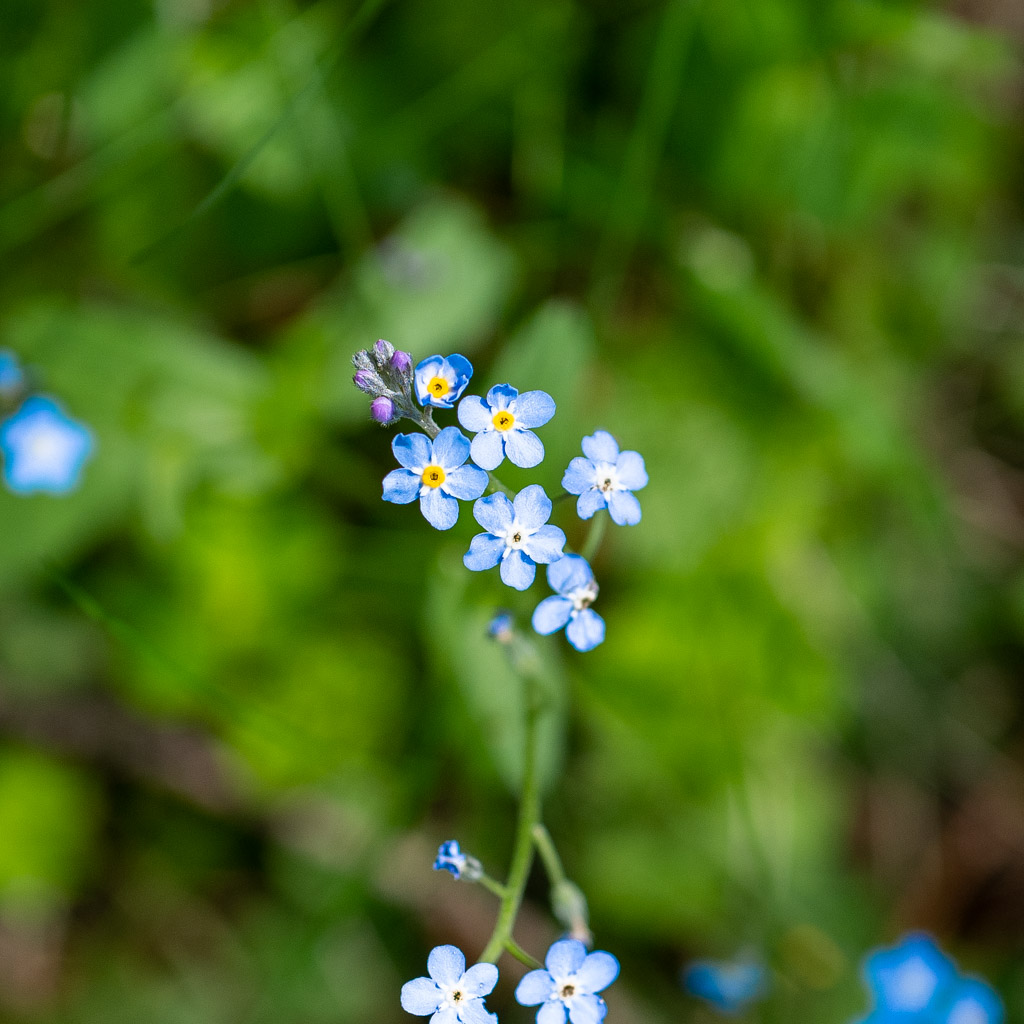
515;938;619;1024
382;427;487;530
457;384;556;470
464;485;566;590
562;430;648;525
531;555;605;652
681;958;767;1016
414;354;473;409
401;945;498;1024
0;396;94;495
432;840;481;881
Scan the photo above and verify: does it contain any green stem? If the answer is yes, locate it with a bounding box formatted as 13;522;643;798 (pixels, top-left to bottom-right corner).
475;873;507;899
580;510;607;563
503;937;542;969
531;823;567;886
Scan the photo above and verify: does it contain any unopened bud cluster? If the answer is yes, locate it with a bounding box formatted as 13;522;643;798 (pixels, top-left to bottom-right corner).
352;339;416;426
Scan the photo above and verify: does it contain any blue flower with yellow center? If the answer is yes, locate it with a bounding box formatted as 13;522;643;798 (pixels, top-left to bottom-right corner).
532;555;605;652
457;384;555;470
414;354;473;409
0;396;94;496
562;430;648;525
464;485;566;590
382;427;487;530
515;938;619;1024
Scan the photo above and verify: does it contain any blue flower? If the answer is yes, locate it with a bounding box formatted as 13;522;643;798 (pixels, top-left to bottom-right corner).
682;958;767;1016
0;396;94;495
487;612;514;642
531;555;605;652
941;978;1003;1024
562;431;648;526
464;485;566;591
433;840;481;881
457;384;555;470
415;354;473;409
515;937;619;1024
382;427;488;530
401;945;498;1024
0;350;24;395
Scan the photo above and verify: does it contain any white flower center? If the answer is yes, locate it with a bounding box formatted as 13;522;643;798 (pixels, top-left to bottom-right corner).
890;959;938;1010
551;974;582;1004
24;426;76;472
568;580;599;612
502;519;536;553
440;985;466;1009
593;461;620;493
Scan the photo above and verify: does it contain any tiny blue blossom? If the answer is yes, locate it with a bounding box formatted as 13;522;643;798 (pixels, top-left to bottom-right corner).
401;944;498;1024
464;485;566;591
0;350;24;396
0;396;94;495
382;427;487;530
487;612;514;642
532;555;605;652
433;840;482;881
562;431;648;526
457;384;555;470
515;938;619;1024
682;958;767;1016
415;354;473;409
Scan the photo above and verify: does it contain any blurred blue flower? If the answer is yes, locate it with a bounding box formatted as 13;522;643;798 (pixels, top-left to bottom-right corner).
682;958;767;1016
487;612;514;642
464;485;566;591
562;431;648;525
515;938;618;1024
382;427;487;530
457;384;555;470
401;944;498;1024
0;396;93;495
531;555;604;652
433;840;481;881
0;350;24;396
415;354;473;409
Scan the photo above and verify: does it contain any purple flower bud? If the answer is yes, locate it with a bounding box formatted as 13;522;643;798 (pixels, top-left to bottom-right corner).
353;369;379;394
390;349;413;374
374;339;395;363
371;396;395;424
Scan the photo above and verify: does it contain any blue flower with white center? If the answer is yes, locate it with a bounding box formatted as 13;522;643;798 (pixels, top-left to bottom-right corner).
562;431;648;526
0;396;94;496
681;958;767;1016
531;555;605;652
464;485;566;591
433;840;481;881
0;350;24;396
401;945;498;1024
382;427;488;531
415;354;473;409
515;938;619;1024
457;384;555;470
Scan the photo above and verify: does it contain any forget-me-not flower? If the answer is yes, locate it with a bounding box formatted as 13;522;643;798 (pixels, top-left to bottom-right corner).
415;354;473;409
464;485;566;590
0;396;94;495
682;958;767;1016
433;840;482;881
515;938;619;1024
401;944;498;1024
562;431;648;526
383;427;487;530
532;555;605;652
0;350;24;396
457;384;555;470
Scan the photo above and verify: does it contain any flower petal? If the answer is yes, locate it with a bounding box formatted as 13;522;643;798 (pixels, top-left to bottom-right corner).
460;964;499;998
393;432;432;470
511;390;555;428
576;490;606;521
486;383;518;410
547;555;594;595
401;978;443;1015
500;549;537;591
581;431;619;463
473;493;514;534
430;1009;459;1024
568;994;606;1024
443;465;488;500
614;450;648;491
456;999;495;1024
562;457;596;495
545;939;587;979
464;533;506;572
513;484;552;529
522;525;566;564
432;427;471;470
532;596;573;635
576;952;619;994
537;1002;568;1024
470;430;505;471
515;970;555;1006
446;353;473;392
420;489;459;531
607;490;642;526
566;609;605;652
458;395;493;433
428;946;467;987
504;428;544;469
382;469;420;504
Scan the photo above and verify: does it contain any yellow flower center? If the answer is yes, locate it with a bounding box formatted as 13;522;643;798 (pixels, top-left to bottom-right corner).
427;376;450;398
421;465;446;488
492;410;515;431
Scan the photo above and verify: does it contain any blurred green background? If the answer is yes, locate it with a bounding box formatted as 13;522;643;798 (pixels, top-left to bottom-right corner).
1;0;1023;1020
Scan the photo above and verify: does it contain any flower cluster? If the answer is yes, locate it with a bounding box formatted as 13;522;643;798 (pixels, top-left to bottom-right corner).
0;350;93;496
855;934;1002;1024
354;346;648;653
